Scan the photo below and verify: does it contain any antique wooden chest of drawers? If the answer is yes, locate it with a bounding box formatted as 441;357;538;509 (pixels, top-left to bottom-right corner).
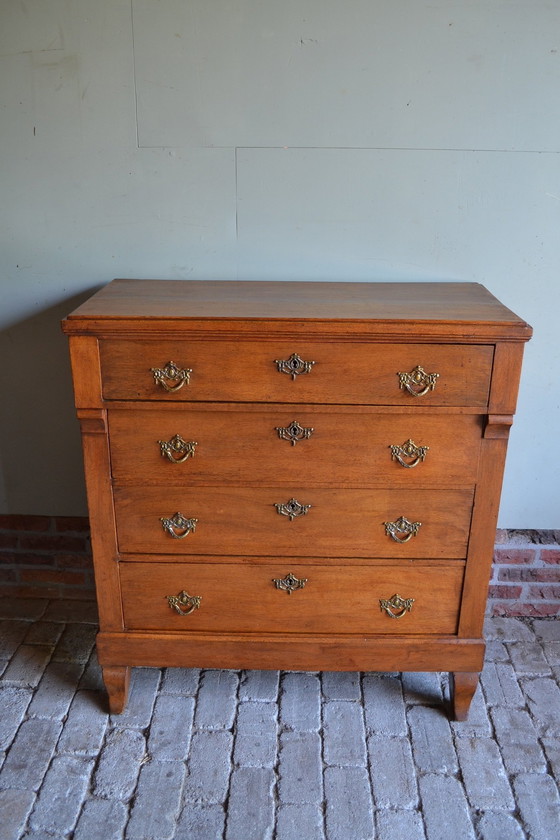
62;280;531;718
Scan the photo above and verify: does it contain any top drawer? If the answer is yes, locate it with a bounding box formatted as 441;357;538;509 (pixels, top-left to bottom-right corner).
99;340;493;406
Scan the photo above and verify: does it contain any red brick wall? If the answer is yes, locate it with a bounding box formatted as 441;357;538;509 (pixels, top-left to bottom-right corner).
0;516;559;616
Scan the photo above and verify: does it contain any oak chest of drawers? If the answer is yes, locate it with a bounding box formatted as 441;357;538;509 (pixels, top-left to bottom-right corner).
62;279;531;718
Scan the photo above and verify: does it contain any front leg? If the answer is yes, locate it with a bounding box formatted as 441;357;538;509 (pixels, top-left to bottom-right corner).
102;666;131;714
450;671;479;721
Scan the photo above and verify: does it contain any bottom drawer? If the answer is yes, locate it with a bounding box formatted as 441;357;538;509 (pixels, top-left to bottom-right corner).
119;561;464;636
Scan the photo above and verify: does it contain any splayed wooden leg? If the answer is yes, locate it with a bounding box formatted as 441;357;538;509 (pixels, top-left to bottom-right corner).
450;671;479;721
102;665;130;714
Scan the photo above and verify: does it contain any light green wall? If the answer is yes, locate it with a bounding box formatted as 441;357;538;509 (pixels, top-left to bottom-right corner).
0;1;558;525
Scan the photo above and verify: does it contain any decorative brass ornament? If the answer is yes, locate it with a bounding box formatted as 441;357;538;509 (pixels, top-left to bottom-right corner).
150;361;192;392
275;498;312;521
158;434;198;463
384;515;422;544
166;589;202;615
160;512;198;539
379;593;415;619
390;439;429;468
276;420;314;446
272;572;308;595
275;353;316;380
398;365;439;397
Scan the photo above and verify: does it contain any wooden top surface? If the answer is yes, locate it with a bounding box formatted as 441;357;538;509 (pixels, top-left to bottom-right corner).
62;279;532;340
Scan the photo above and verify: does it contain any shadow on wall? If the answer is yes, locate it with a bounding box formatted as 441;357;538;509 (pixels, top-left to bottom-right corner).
0;288;103;516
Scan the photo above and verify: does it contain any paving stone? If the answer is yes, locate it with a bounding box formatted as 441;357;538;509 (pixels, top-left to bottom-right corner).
52;622;97;663
368;735;417;809
324;766;374;840
20;832;64;840
73;798;129;840
419;774;476;840
490;706;546;773
27;661;85;719
507;641;552;675
194;670;238;730
0;599;47;621
407;705;458;773
57;690;108;754
0;686;32;751
93;728;147;800
0;718;62;791
480;661;525;708
477;811;526;840
23;621;64;647
110;668;161;730
0;620;32;658
484;616;535;642
147;694;194;760
523;676;560;736
28;755;93;835
533;619;560;641
450;683;492;737
42;599;99;624
176;803;226;840
542;640;560;666
183;730;233;803
280;672;321;731
239;670;279;702
233;701;277;767
323;701;367;766
126;760;186;840
160;667;200;695
484;641;510;662
276;803;325;840
0;660;7;678
455;738;514;810
278;731;322;804
362;674;407;735
376;810;426;840
401;672;443;705
513;773;560;840
78;649;105;692
2;644;52;687
541;737;560;786
0;789;35;840
225;767;275;840
321;671;361;700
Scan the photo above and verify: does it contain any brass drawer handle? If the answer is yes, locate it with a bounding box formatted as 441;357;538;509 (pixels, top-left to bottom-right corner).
166;589;202;615
276;420;314;446
275;498;312;521
158;434;198;463
273;572;308;594
390;439;429;468
398;365;439;397
379;593;415;619
275;353;316;380
150;361;192;392
384;515;422;543
160;512;198;539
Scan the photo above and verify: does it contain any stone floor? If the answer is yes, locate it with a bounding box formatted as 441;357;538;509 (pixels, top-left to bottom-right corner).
0;598;559;840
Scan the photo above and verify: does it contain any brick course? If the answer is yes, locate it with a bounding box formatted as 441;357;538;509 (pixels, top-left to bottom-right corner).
0;517;559;614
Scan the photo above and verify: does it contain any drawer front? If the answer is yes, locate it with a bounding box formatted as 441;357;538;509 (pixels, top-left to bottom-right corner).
109;409;483;487
114;487;473;559
100;340;493;406
119;561;464;635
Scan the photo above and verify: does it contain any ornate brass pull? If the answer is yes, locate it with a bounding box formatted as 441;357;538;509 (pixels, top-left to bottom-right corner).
276;420;314;446
390;439;429;468
398;365;439;397
275;353;316;380
272;572;308;594
158;434;198;463
275;498;311;521
160;512;198;539
379;593;415;619
384;515;421;543
151;361;192;393
166;590;202;615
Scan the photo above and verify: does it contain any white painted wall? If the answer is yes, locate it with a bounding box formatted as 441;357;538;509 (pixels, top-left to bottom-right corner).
0;0;558;525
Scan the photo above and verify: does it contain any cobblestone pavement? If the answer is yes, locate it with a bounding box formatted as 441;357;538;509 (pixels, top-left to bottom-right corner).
1;598;559;840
